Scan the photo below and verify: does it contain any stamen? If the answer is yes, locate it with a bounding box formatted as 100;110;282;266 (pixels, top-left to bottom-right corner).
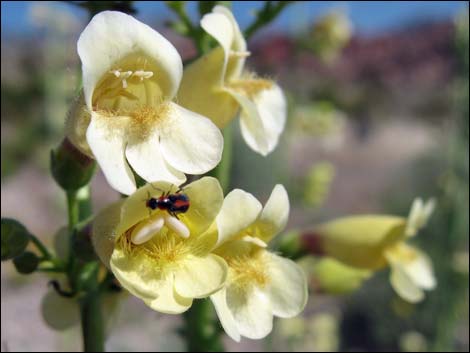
134;70;154;80
121;71;132;89
109;69;154;88
131;215;165;244
242;236;267;248
164;214;190;239
230;50;251;58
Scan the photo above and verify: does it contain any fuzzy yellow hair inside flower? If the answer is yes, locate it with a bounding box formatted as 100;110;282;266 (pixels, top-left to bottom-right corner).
92;177;227;313
204;185;307;341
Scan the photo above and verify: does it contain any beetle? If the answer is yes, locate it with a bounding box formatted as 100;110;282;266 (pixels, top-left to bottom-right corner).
145;186;190;218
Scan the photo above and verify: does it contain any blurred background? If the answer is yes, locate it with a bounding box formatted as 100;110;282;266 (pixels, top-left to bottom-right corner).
1;1;468;351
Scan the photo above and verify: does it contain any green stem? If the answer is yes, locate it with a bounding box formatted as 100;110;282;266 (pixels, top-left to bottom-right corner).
80;290;105;352
244;1;294;40
67;190;80;231
211;124;233;193
167;3;206;54
66;188;105;351
183;299;224;352
29;234;53;260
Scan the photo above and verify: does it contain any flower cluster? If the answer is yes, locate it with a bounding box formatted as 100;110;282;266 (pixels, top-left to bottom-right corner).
64;5;438;346
68;8;305;342
92;178;307;340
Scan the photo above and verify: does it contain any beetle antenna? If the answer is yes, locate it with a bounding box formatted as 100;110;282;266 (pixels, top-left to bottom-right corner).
149;183;164;192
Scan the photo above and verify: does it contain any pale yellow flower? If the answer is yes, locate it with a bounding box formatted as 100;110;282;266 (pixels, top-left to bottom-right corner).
310;9;353;62
207;185;307;341
315;198;437;302
67;11;223;195
178;6;286;156
92;177;227;313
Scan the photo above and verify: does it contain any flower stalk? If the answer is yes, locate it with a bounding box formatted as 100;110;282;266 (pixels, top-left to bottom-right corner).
183;299;224;352
210;124;234;193
80;290;105;352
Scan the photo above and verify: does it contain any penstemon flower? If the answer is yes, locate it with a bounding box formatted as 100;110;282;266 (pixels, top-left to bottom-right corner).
312;198;437;303
67;11;223;195
206;185;308;341
92;177;227;313
178;6;287;156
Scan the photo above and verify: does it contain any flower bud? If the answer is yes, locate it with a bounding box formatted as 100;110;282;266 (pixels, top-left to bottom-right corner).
314;216;406;270
50;138;96;191
13;251;40;274
312;257;371;294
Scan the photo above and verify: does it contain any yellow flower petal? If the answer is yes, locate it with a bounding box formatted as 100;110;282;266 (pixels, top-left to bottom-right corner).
385;243;436;302
200;11;234;77
174;254;227;298
405;198;436;237
143;275;193;314
239;82;286;156
178;46;240;129
78;11;182;108
178;177;224;238
389;263;425;303
86;112;136;195
92;200;125;267
227;88;270;155
159;103;223;175
214;189;262;247
317;215;406;270
200;6;247;80
226;285;273;339
110;247;164;299
254;184;289;243
125;129;186;186
210;288;241;342
265;253;308;318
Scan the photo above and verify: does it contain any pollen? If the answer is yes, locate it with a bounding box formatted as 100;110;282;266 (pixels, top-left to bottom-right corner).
227;249;270;289
228;78;273;99
128;103;170;141
119;227;189;271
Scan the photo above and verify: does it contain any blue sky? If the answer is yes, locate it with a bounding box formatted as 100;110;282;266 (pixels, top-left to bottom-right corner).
1;1;468;37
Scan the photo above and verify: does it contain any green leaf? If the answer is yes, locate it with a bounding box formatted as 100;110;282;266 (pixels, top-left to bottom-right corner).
1;218;31;261
13;251;40;274
165;0;186;13
198;1;217;16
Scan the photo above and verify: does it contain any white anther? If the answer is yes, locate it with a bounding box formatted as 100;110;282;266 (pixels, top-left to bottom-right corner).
123;71;132;86
131;215;165;245
230;50;251;58
110;70;121;77
164;214;190;239
242;236;267;248
134;70;154;82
